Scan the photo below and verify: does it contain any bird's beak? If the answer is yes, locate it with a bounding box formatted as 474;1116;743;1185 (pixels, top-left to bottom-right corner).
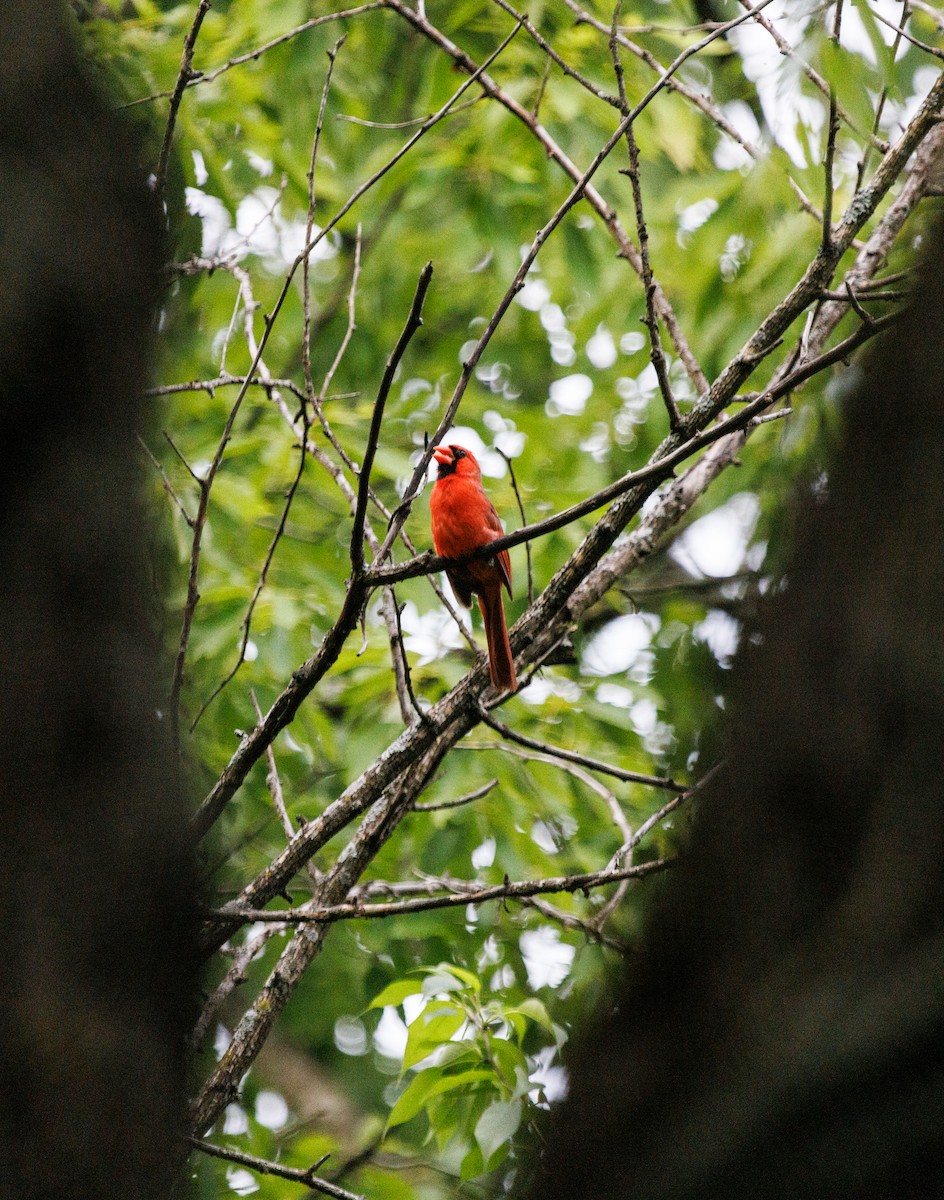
432;446;453;466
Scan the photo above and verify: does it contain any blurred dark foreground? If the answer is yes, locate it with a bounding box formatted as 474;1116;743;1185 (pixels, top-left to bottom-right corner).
2;4;943;1199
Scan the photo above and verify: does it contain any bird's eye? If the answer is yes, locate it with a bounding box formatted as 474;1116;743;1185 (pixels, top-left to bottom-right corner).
454;448;466;459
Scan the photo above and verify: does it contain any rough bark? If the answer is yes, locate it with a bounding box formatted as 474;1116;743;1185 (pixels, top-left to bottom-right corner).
0;5;194;1197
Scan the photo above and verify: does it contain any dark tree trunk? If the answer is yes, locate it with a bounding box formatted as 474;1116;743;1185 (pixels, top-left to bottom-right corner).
0;4;194;1197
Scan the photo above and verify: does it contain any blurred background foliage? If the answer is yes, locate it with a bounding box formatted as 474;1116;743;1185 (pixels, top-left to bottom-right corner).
72;0;941;1195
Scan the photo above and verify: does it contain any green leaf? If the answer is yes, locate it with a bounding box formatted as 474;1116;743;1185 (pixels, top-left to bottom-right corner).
506;997;555;1034
474;1098;523;1164
422;963;481;992
368;978;425;1010
387;1068;493;1129
402;1009;467;1070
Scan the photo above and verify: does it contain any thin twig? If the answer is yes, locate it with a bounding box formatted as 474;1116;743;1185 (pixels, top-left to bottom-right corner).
497;449;533;603
303;39;346;404
123;4;385;107
138;434;194;526
856;0;909;190
169;389;244;757
478;707;686;790
188;1137;365;1200
870;7;944;59
190;408;310;730
337;97;481;128
189;921;285;1048
154;0;213;201
822;0;844;253
350;263;433;578
381;588;427;726
610;0;681;430
413;778;499;811
204;857;673;925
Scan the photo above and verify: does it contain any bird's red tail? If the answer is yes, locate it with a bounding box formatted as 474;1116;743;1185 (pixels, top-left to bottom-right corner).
478;583;516;692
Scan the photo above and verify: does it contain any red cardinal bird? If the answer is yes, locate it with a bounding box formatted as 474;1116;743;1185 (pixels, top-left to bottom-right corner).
430;444;517;692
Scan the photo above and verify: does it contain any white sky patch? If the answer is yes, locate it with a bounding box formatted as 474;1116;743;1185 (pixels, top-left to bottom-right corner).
185;184;338;269
586;324;617;369
630;697;658;736
728;5;824;166
676;197;718;247
540;302;567;333
255;1090;289;1130
520;926;575;989
491;964;516;990
620;331;646;355
596;681;634;708
223;1103;248;1136
471;837;496;870
720;234;752;282
334;1015;369;1057
400;601;468;666
373;1007;409;1060
246;150;274;176
403;994;427;1024
495;428;525;458
192;148;208;186
518;675;583;704
214;1023;232;1059
185;188;231;256
531;819;559;854
695;609;741;667
517;276;551;311
226;1167;259;1195
580;422;610;463
540;301;577;365
582;612;659;677
670;493;760;578
529;1045;569;1105
478;934;502;966
714;100;763;170
547;373;593;417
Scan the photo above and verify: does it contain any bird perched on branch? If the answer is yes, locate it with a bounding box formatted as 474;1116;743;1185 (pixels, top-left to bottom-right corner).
430;444;516;692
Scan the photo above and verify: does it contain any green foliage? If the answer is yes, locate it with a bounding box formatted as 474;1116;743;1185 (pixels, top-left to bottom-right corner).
373;965;560;1177
74;0;942;1195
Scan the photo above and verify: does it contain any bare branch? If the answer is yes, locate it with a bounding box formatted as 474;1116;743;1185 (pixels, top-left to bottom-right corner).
350;262;433;578
478;708;686;791
188;1137;365;1200
383;0;709;396
870;8;944;59
169;388;244;758
303;39;346;403
124;4;385;108
610;2;681;430
379;0;776;562
414;778;499;812
154;0;212;201
204;857;673;926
